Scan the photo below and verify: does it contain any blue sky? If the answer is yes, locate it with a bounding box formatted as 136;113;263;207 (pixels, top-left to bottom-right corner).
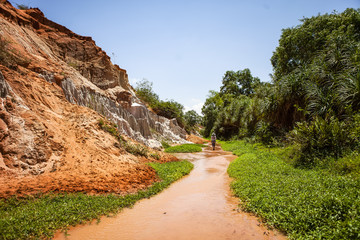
11;0;360;114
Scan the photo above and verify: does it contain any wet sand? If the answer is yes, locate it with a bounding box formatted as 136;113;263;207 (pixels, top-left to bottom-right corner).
54;145;287;240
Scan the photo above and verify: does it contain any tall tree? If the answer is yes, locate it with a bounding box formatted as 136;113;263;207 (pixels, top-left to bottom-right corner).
184;110;201;128
201;91;223;137
220;68;260;100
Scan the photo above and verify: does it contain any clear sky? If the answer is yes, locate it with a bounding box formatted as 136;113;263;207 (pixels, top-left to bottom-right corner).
10;0;360;114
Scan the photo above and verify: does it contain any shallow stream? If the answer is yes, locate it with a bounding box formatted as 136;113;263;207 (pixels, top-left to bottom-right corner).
55;145;286;240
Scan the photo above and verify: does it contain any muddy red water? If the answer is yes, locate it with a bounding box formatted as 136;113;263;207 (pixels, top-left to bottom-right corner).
55;145;287;240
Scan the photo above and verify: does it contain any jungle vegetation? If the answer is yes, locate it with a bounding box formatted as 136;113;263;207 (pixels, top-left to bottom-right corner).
202;8;360;169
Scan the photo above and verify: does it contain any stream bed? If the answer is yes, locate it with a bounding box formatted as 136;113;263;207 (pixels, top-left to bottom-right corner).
55;146;286;240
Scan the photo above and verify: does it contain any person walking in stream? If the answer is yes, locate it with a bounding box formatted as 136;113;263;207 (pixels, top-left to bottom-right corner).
211;133;216;150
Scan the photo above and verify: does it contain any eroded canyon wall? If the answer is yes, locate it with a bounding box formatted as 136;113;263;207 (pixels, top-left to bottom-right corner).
0;0;187;176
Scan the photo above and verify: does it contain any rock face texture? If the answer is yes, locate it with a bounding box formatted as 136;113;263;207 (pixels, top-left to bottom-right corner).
0;0;185;196
0;0;187;147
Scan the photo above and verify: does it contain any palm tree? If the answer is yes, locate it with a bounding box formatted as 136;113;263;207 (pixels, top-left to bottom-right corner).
305;80;337;119
337;71;360;112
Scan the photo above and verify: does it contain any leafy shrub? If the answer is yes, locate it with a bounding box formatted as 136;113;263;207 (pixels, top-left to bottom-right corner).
135;79;186;128
184;110;202;133
149;152;160;160
331;152;360;176
98;119;118;138
0;36;17;68
16;4;29;10
98;118;104;126
152;100;185;127
135;79;160;107
123;142;149;157
290;116;358;168
255;121;273;144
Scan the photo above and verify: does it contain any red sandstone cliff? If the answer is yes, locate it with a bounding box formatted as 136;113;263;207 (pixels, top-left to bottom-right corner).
0;0;182;198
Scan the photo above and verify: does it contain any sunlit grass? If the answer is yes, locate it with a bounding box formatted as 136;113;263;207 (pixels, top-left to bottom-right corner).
223;140;360;240
164;144;206;153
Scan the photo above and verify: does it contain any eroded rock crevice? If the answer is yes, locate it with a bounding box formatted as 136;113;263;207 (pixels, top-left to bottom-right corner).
0;70;63;175
60;77;187;149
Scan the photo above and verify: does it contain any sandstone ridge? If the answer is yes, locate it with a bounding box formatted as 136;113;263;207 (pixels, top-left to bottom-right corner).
0;1;186;197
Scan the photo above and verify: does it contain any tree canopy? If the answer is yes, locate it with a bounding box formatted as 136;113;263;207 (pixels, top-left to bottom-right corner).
220;68;260;98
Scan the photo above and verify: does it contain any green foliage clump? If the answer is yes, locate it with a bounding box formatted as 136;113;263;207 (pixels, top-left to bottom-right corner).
220;68;260;97
201;90;223;137
0;36;11;66
153;100;186;128
184;110;202;133
290;115;360;167
135;79;203;133
134;79;160;107
98;119;118;137
224;140;360;240
149;152;160;160
135;79;185;126
164;144;205;153
16;4;29;10
0;161;193;240
123;142;149;157
201;69;261;139
332;152;360;176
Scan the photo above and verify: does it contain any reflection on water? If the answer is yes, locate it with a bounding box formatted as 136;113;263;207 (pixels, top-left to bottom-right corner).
54;146;287;240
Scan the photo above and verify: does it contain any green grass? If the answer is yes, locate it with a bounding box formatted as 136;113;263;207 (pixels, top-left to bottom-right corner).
164;143;206;153
222;140;360;240
0;160;193;240
331;152;360;176
161;140;171;149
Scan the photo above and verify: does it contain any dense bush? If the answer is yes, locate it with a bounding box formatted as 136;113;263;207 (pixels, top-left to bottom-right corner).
184;110;202;133
16;4;29;10
332;152;360;176
134;79;160;107
152;99;185;127
135;79;190;129
290;114;360;167
291;116;350;166
161;140;171;149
